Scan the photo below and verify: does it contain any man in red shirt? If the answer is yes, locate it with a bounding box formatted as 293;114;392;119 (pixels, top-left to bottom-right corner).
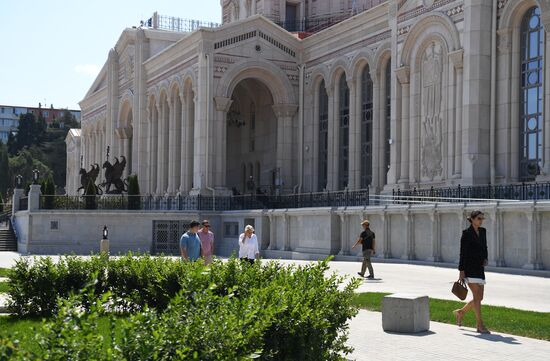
198;220;215;264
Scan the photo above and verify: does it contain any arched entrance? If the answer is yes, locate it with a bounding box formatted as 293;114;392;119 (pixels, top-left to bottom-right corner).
226;78;277;194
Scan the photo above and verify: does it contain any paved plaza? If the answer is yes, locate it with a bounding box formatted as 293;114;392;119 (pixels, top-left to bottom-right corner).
1;252;549;360
347;310;550;361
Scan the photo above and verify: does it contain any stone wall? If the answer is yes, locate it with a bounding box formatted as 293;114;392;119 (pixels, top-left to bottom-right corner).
13;200;550;271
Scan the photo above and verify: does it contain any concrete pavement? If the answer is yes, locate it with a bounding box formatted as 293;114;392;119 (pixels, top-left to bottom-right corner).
346;310;550;361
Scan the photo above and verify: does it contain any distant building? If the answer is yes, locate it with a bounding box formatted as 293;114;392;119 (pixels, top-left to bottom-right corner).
0;104;81;144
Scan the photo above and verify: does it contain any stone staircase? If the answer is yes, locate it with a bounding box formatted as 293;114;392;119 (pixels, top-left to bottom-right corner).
0;211;17;252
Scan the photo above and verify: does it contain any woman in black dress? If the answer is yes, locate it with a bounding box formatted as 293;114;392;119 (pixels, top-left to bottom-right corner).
453;210;490;334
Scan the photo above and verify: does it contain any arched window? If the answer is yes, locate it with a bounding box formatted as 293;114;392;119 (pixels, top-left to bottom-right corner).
361;65;374;188
338;73;350;190
384;58;392;184
520;7;544;181
318;80;329;191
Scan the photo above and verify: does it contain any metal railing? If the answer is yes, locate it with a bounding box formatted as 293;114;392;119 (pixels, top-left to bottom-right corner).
393;182;550;202
19;197;28;211
39;190;371;211
140;12;220;32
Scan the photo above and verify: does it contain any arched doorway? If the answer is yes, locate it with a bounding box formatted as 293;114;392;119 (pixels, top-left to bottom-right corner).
226;78;277;194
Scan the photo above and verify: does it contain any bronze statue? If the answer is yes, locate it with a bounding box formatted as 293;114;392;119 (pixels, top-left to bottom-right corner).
77;164;101;194
100;155;127;194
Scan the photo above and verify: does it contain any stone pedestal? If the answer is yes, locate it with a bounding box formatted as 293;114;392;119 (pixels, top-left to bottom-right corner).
12;188;24;213
381;293;430;333
28;184;42;211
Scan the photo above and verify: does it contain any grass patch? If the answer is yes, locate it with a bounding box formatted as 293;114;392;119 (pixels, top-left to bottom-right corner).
0;268;10;278
352;292;550;341
0;282;9;293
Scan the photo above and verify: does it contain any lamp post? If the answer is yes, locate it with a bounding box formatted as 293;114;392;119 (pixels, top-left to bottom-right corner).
32;169;40;184
100;225;109;255
15;175;23;189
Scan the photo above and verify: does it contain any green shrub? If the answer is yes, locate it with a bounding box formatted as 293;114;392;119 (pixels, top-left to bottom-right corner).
7;256;360;360
127;174;141;210
0;193;4;213
40;176;56;209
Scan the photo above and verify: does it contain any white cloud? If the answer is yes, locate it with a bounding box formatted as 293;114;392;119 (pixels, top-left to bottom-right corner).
74;64;101;77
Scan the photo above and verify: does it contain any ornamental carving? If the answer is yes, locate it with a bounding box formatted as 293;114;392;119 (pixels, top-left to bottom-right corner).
421;42;443;181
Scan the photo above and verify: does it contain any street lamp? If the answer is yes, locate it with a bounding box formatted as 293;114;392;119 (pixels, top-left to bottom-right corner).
102;225;108;240
32;169;40;184
100;225;109;255
15;175;23;189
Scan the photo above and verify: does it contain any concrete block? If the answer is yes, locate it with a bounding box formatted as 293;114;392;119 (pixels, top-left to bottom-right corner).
381;293;430;333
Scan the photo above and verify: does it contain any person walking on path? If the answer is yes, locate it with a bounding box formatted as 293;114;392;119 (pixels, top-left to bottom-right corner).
198;220;215;264
352;219;376;279
238;225;259;264
180;220;201;262
453;210;490;334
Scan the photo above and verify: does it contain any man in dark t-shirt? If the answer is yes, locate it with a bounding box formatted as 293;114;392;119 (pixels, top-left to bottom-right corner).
352;219;376;279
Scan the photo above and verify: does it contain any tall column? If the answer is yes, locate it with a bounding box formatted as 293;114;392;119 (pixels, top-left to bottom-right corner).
461;0;492;184
273;104;298;194
167;95;177;195
214;97;233;191
312;85;321;191
542;27;550;178
179;91;190;194
156;99;164;195
326;87;336;190
372;71;381;191
347;77;359;190
524;210;543;270
396;66;410;185
385;1;399;189
497;28;513;181
450;50;464;177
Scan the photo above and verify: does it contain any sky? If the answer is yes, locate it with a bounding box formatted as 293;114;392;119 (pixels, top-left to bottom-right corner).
0;0;221;110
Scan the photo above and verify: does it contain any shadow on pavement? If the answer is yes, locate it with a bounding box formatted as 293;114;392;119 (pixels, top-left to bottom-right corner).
384;330;436;337
463;332;521;345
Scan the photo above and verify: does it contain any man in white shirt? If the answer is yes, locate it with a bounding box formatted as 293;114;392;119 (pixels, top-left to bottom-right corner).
238;225;259;264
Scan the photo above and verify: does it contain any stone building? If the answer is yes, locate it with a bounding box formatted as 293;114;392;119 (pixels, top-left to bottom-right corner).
67;0;550;196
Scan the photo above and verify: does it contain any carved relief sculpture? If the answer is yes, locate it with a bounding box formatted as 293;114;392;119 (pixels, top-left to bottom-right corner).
421;42;443;180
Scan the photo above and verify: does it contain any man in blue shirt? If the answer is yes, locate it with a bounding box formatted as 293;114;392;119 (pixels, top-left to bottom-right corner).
180;220;201;262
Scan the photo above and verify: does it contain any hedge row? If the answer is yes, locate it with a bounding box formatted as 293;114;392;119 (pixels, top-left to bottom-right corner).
3;255;360;360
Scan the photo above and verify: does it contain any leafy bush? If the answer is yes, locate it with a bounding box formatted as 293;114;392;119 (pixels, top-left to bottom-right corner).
40;176;56;209
127;174;141;210
84;180;97;209
7;256;360;360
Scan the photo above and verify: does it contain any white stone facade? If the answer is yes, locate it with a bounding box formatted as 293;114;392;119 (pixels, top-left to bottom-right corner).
68;0;550;196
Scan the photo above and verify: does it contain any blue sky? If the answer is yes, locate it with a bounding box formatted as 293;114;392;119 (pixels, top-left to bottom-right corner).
0;0;221;110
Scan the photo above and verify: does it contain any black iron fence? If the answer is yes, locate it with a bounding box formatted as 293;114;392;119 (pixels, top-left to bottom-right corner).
19;197;28;211
393;182;550;202
39;189;371;211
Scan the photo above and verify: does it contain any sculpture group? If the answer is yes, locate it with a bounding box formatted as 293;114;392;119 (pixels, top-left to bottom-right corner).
78;148;128;194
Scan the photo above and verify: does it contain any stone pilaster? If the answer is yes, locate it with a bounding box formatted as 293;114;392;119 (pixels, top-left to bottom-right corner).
214;96;233;191
461;0;492;185
395;66;410;186
273;104;298;194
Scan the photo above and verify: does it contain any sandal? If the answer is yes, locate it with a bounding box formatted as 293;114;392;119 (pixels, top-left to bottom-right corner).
452;309;464;327
477;327;491;334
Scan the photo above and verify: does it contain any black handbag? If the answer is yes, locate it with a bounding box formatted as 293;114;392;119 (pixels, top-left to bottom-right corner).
452;279;468;300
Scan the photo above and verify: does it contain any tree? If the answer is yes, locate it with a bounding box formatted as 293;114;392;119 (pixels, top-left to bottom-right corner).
0;193;4;213
0;142;9;196
10;113;46;155
127;174;141;210
41;176;56;209
8;149;53;186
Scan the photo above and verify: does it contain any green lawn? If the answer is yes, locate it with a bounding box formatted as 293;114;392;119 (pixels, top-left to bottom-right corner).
352;292;550;341
0;268;10;278
0;282;8;293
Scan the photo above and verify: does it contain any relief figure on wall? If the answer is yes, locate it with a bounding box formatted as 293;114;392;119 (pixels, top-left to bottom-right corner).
421;42;443;181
